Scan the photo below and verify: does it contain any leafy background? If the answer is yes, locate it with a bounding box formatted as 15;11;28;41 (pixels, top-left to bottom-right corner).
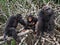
0;0;60;45
0;0;60;23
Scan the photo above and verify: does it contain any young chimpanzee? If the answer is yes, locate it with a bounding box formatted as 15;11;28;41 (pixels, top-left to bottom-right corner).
37;5;55;36
4;14;26;43
24;15;38;33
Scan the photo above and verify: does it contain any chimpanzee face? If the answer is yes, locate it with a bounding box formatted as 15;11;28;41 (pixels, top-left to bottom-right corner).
28;17;32;22
16;14;22;21
43;6;53;15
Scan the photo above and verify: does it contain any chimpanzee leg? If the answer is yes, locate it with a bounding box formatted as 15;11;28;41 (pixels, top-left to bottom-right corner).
9;28;21;42
4;29;9;42
4;32;7;42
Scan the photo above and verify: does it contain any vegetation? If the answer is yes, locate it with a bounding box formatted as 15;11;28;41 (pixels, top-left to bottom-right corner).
0;0;60;45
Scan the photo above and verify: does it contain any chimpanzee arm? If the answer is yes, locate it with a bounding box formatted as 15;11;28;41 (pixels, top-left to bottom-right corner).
48;12;55;31
37;10;44;36
34;17;38;24
18;18;26;26
37;10;44;30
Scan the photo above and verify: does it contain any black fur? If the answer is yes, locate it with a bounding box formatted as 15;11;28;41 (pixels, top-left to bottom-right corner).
24;15;38;32
37;6;55;36
4;14;26;41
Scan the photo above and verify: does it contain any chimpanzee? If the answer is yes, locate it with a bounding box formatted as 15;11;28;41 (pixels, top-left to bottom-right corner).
24;15;38;33
4;14;26;42
37;5;55;36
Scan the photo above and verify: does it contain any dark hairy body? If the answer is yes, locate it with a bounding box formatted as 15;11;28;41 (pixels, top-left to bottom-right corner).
37;6;55;36
24;15;38;32
4;14;26;42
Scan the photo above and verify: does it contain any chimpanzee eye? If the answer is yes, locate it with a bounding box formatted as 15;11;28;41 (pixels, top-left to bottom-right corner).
46;8;50;10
